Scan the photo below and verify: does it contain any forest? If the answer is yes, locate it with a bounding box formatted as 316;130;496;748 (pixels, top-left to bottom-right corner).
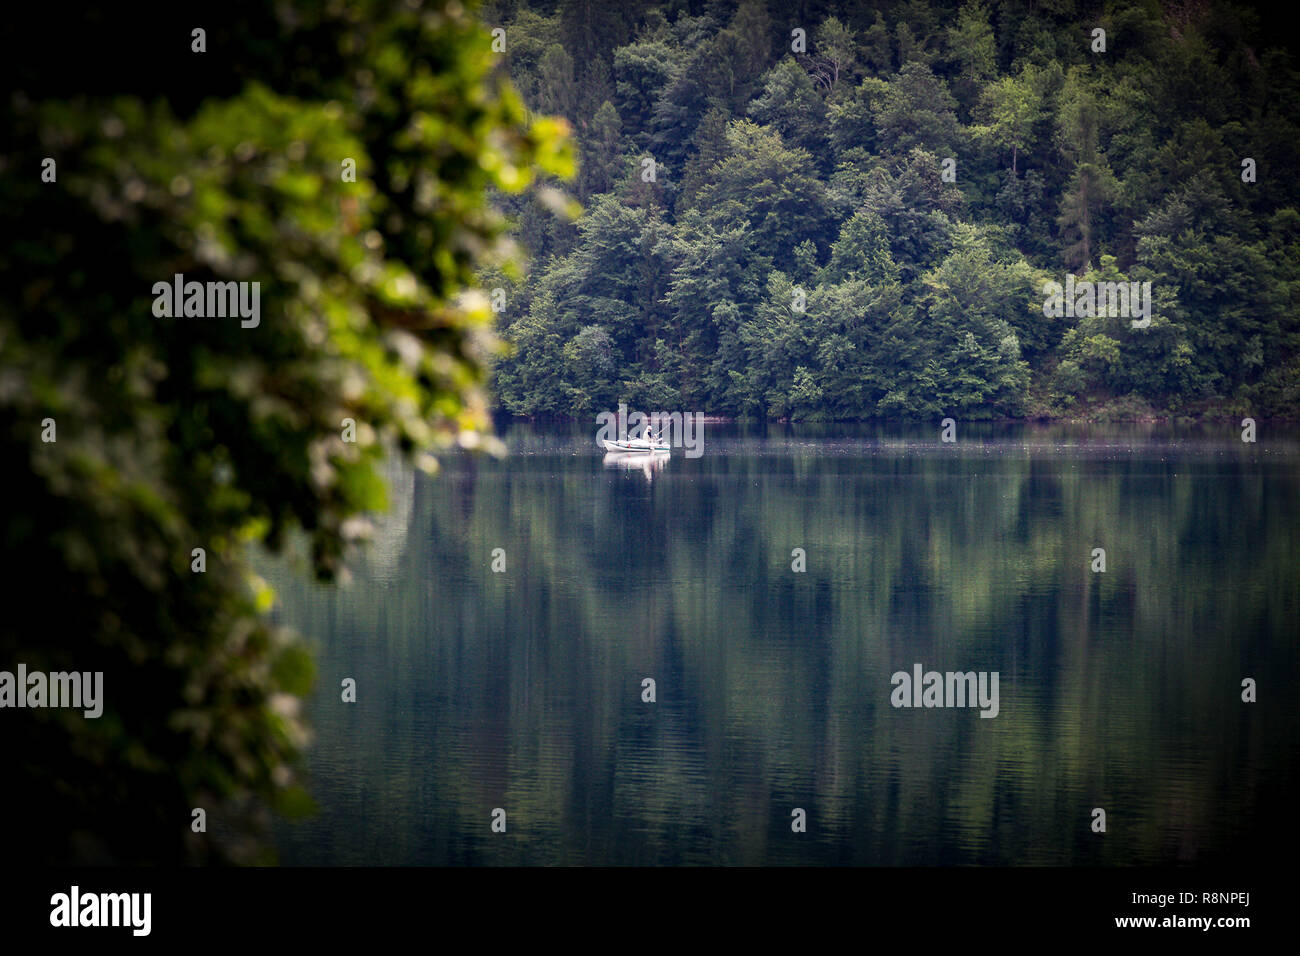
486;0;1300;421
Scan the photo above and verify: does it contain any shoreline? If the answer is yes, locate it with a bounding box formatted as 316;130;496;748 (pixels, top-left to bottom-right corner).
495;412;1298;426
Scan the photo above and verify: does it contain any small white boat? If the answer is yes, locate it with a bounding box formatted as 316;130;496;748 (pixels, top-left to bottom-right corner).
602;437;670;453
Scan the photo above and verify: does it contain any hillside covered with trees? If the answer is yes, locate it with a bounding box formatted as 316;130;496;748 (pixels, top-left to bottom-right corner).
487;0;1300;421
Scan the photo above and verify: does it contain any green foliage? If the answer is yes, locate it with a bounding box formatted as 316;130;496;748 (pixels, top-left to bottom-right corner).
694;120;833;263
578;101;626;199
748;58;830;161
2;0;571;863
490;0;1300;422
805;16;861;97
614;39;677;151
946;1;998;105
972;67;1047;174
872;63;962;158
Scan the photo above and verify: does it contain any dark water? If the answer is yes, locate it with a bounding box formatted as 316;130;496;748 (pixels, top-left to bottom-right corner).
267;423;1299;865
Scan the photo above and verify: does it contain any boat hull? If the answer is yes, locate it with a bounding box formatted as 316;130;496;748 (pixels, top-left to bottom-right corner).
602;439;670;453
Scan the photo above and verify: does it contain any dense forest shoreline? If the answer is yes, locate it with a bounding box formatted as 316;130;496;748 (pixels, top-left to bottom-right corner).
502;404;1294;426
484;0;1300;423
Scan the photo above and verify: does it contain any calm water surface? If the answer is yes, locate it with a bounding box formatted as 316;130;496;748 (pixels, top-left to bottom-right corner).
268;424;1299;865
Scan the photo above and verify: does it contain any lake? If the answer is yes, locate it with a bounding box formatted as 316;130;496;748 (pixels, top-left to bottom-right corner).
267;423;1299;865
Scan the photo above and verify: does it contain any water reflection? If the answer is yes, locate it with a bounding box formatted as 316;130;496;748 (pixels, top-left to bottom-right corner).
603;449;671;481
267;424;1299;865
362;451;416;585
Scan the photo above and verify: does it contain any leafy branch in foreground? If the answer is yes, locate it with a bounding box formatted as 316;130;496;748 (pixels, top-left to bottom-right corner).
0;0;571;864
